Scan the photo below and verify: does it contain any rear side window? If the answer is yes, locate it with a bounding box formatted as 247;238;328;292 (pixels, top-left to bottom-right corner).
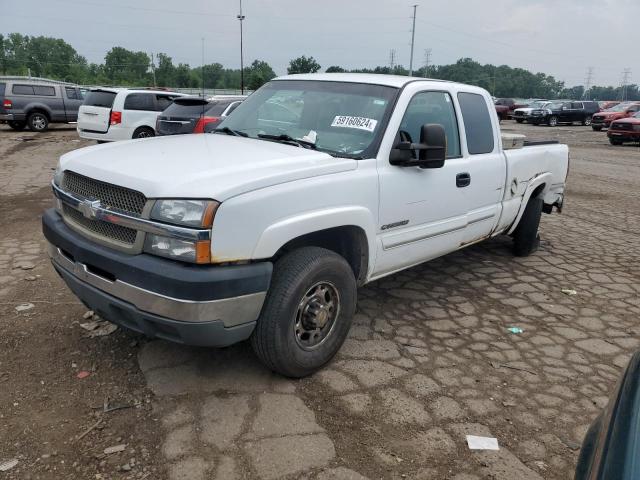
224;101;242;116
571;102;583;109
207;101;234;116
33;86;55;96
124;93;155;111
457;92;495;155
84;90;116;108
162;100;209;116
65;87;79;99
12;84;35;95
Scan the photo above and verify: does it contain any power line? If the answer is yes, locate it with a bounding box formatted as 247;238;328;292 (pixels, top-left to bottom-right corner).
409;5;418;76
620;68;632;101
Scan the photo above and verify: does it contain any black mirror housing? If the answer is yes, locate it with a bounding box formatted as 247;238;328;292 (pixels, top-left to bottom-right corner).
389;124;447;169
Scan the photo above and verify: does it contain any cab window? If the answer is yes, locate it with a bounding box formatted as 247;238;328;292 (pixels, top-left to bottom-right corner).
457;92;495;155
398;91;461;158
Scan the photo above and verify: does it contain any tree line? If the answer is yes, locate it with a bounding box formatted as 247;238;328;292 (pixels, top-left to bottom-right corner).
0;33;637;101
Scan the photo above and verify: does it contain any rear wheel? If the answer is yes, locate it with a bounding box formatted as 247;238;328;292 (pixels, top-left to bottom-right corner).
609;137;623;146
547;116;558;127
251;247;356;378
515;119;524;124
132;126;154;139
27;112;49;132
582;116;592;126
513;197;543;257
8;120;26;130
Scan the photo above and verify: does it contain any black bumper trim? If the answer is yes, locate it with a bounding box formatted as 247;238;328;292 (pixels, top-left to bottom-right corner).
42;208;272;302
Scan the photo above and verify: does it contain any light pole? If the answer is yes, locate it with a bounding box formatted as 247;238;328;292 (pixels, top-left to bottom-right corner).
409;4;417;77
237;0;245;94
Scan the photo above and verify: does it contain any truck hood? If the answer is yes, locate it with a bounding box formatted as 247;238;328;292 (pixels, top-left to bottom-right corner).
59;134;357;200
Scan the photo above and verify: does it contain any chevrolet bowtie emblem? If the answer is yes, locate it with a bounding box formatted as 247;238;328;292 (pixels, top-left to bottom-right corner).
79;199;101;219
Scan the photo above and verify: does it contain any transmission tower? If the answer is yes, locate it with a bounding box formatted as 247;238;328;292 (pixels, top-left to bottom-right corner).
583;67;594;99
620;68;632;101
423;48;432;77
389;49;396;69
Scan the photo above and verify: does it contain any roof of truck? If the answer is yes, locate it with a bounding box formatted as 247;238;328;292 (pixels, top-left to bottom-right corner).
274;73;452;88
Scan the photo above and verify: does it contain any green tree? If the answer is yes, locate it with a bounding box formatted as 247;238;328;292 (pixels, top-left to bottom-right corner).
104;47;150;85
287;55;320;74
246;59;276;90
154;53;175;87
325;65;346;73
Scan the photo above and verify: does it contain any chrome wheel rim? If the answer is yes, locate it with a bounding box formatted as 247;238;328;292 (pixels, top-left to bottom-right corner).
294;281;340;350
584;117;592;126
32;115;46;130
549;117;557;126
137;130;152;138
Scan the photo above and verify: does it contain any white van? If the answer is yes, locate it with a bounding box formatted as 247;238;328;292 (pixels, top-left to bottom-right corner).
77;88;186;142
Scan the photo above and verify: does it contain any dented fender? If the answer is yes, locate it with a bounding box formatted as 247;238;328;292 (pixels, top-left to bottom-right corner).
507;172;554;235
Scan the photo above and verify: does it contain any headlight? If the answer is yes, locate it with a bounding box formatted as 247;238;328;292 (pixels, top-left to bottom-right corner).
143;235;211;264
150;199;219;227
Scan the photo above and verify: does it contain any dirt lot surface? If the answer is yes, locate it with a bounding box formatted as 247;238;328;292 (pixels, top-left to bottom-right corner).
0;122;638;480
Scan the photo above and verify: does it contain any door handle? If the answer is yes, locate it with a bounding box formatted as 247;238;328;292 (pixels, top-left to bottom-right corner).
456;172;471;188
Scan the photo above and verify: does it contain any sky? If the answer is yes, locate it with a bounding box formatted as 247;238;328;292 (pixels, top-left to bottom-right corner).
2;0;636;87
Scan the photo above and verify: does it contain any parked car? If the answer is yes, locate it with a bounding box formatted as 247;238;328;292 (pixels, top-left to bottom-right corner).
43;73;568;377
77;88;186;142
156;95;246;136
598;100;620;110
575;351;640;480
512;100;550;123
529;100;600;126
607;111;640;145
494;98;529;120
0;76;86;132
591;102;640;131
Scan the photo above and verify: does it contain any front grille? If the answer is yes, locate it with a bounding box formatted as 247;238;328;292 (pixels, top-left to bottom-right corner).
63;204;138;245
514;111;524;116
62;171;146;215
612;123;633;131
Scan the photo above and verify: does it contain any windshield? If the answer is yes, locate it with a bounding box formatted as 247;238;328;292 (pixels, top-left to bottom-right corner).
217;80;398;158
546;102;564;110
606;103;633;112
528;101;547;109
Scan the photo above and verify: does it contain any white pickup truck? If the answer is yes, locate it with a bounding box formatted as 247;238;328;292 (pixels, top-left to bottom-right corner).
43;74;568;377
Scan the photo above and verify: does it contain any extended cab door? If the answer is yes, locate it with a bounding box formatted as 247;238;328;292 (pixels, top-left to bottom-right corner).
63;87;84;121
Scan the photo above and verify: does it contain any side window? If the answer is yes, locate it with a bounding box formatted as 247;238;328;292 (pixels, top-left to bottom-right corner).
457;92;495;155
124;93;155;111
628;105;639;113
224;101;242;116
399;91;461;158
155;95;173;112
78;88;89;100
33;86;55;96
571;102;583;110
12;84;35;95
65;87;78;100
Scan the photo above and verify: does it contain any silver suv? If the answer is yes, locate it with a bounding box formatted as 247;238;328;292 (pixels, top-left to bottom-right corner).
0;76;87;132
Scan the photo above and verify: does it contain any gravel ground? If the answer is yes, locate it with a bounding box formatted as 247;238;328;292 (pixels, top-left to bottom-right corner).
0;121;638;479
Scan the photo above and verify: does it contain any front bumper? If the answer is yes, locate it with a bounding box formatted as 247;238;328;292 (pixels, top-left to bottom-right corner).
43;209;272;346
592;119;611;127
608;131;640;142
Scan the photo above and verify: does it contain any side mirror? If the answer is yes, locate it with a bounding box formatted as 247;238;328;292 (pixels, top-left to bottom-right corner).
389;124;447;169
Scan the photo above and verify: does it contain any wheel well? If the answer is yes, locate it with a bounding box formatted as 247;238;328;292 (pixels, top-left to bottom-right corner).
531;183;546;199
273;226;369;285
27;108;50;120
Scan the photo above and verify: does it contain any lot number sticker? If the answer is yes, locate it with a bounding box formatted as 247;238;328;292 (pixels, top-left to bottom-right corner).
331;116;378;132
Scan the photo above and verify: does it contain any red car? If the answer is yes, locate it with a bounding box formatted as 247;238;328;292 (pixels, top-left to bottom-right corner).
591;102;640;131
494;98;528;120
598;100;620;110
607;112;640;145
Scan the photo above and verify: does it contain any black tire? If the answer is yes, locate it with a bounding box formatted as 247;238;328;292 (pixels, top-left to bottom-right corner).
8;120;26;130
609;137;623;146
251;247;356;378
513;197;543;257
547;116;558;127
582;116;592;126
592;126;602;132
132;126;154;139
515;119;524;124
27;112;49;132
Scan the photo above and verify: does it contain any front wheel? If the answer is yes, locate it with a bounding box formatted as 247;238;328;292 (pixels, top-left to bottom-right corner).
8;120;26;130
251;247;356;378
513;197;543;257
582;116;592;126
132;126;155;139
515;119;524;124
547;116;558;127
609;137;623;146
27;112;49;132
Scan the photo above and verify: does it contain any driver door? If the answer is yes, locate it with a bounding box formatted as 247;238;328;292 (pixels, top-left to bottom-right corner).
374;89;468;277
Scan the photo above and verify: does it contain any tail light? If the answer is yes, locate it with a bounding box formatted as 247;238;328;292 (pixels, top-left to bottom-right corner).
193;116;220;134
110;111;122;125
3;99;12;109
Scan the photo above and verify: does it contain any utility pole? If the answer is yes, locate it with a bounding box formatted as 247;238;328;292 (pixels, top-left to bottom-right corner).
409;5;417;77
201;38;205;98
237;0;246;94
150;52;157;87
583;67;594;99
389;49;396;70
423;48;432;77
620;68;632;101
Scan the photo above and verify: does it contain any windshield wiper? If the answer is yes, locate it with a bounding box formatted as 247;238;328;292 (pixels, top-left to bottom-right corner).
212;126;248;137
257;133;317;150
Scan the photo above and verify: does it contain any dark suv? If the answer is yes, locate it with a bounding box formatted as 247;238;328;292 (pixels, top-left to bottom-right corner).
528;100;600;127
0;76;86;132
156;96;245;135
